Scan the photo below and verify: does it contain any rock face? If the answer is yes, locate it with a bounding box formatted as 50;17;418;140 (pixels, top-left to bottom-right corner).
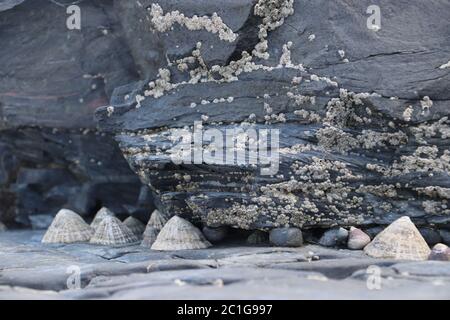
0;0;24;11
0;127;151;227
95;0;450;232
0;0;154;226
2;1;449;232
0;0;138;129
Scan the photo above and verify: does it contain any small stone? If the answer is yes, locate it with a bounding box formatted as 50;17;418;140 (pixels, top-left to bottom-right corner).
269;228;303;247
419;228;442;246
0;222;6;232
347;227;371;250
319;227;348;247
152;216;212;251
247;230;269;245
202;226;228;243
428;243;450;261
439;229;450;246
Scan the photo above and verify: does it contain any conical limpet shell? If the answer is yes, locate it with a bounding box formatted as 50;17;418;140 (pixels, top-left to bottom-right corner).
147;209;168;232
141;226;159;248
123;216;146;237
364;216;431;260
151;216;212;250
42;209;93;244
90;207;115;230
347;227;371;250
90;216;139;246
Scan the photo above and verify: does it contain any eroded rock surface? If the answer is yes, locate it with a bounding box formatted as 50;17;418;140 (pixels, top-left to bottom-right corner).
96;0;450;231
0;127;152;227
0;230;449;299
0;0;154;225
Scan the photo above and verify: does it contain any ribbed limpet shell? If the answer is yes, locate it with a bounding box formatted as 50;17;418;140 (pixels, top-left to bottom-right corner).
123;216;146;237
90;207;115;230
151;216;212;250
90;216;139;246
364;216;430;260
147;209;168;232
42;209;93;244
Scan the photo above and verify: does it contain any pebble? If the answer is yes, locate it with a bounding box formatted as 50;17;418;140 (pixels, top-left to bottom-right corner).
202;226;228;243
428;243;450;261
269;228;303;247
347;227;371;250
319;227;348;247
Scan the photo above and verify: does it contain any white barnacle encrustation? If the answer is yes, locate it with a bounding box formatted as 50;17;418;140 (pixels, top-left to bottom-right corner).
402;106;414;122
420;96;433;115
106;106;115;117
149;3;238;42
253;0;295;59
439;60;450;69
135;94;145;108
144;68;175;99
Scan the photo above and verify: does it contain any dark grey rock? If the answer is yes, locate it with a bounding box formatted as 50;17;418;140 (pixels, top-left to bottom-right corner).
364;226;383;240
0;128;151;226
269;227;303;247
419;228;442;246
0;0;24;11
0;0;154;225
0;0;138;129
439;230;450;246
202;226;228;243
112;0;254;80
319;227;349;248
428;244;450;262
28;215;54;230
95;0;450;232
